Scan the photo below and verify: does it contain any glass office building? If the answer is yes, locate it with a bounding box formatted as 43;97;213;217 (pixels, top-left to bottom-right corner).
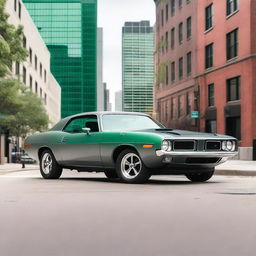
122;21;154;114
23;0;97;118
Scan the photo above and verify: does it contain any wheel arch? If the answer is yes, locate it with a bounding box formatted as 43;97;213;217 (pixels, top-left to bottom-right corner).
38;146;54;160
112;145;140;163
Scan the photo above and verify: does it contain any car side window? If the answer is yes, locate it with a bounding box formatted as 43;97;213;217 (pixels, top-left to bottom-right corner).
63;115;99;133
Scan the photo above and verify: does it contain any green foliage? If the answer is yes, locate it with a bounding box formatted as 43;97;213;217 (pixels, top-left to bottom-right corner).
0;0;27;77
0;1;48;136
155;61;171;85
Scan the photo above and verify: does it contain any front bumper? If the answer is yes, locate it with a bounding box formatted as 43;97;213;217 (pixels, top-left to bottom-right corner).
156;150;238;158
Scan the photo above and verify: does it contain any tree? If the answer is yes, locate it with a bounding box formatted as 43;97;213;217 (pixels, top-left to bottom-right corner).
0;0;27;77
0;0;49;137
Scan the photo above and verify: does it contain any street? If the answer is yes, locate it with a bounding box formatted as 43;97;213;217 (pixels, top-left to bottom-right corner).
0;170;256;256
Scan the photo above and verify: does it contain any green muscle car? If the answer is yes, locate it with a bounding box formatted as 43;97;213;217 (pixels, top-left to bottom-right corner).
24;112;238;183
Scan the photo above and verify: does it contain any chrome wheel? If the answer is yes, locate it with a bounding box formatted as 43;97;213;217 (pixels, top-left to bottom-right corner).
41;153;53;175
121;153;142;179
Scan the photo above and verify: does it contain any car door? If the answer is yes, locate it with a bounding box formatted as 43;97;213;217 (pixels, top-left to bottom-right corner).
59;115;102;167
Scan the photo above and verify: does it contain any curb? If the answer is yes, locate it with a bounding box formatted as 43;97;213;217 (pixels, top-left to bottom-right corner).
215;169;256;177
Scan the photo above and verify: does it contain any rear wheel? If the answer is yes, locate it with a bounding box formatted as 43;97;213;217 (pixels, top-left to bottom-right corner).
185;169;214;182
116;149;151;184
40;149;62;179
104;169;119;179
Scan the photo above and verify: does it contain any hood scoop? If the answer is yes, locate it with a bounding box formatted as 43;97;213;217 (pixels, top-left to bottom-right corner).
155;129;181;136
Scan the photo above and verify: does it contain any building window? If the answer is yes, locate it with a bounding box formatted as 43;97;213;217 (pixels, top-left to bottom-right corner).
206;120;217;133
29;75;33;91
227;0;238;16
161;36;164;54
23;36;26;48
186;0;191;4
165;31;169;50
18;1;21;19
179;57;183;80
35;55;38;70
44;70;47;83
29;48;32;63
186;17;191;40
22;66;26;84
205;43;213;69
171;98;174;119
165;64;169;85
205;4;213;31
186;92;191;115
187;52;192;76
44;93;47;105
40;88;42;98
208;84;214;106
171;0;175;16
178;22;183;44
227;76;240;102
178;95;183;117
227;28;238;60
14;0;17;11
161;9;164;27
166;4;169;22
40;63;42;77
35;81;38;94
171;27;175;49
179;0;183;9
15;62;20;76
171;61;175;82
226;116;241;140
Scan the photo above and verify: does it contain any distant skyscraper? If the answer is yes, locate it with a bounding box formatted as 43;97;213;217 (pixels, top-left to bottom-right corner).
23;0;97;118
115;90;122;111
122;21;154;114
103;83;112;111
97;28;104;111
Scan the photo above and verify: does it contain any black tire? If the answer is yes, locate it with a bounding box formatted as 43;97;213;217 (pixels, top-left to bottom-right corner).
104;169;119;179
185;169;214;182
39;149;63;179
116;149;151;184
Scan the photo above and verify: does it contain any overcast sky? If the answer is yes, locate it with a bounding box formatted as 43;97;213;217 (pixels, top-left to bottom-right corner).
98;0;156;108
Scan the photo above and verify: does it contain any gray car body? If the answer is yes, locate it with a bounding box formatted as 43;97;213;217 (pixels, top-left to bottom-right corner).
25;112;238;174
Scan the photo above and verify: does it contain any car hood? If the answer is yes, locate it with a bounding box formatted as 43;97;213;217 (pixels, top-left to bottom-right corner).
136;129;236;140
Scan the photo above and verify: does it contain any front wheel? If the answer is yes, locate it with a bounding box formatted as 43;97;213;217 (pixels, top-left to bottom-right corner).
185;169;214;182
40;149;63;179
116;149;151;184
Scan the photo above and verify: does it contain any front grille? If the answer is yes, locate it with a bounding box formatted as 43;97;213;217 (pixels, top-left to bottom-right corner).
173;140;195;150
206;141;221;151
186;158;220;164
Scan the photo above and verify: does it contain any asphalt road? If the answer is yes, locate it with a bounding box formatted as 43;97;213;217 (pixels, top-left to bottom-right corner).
0;170;256;256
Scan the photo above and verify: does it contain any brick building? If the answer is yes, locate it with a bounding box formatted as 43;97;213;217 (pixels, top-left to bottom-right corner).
154;0;256;160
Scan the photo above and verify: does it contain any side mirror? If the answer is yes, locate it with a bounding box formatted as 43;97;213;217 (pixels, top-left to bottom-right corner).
82;127;91;135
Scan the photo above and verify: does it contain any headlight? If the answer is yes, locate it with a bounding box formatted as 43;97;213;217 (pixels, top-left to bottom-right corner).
226;141;233;151
231;141;236;152
222;141;227;151
161;140;172;151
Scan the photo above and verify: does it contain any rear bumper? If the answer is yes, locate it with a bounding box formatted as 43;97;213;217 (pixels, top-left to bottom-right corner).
156;150;238;158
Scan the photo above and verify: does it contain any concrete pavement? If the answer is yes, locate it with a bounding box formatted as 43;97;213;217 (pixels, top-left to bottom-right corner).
0;170;256;256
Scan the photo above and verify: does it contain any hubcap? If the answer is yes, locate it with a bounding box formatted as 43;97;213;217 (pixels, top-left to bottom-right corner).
121;153;142;179
41;153;53;174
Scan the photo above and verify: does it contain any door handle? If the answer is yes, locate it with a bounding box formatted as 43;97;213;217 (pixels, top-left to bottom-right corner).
61;137;68;142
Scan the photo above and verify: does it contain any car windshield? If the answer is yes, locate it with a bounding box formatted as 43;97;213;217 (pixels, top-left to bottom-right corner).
102;114;163;131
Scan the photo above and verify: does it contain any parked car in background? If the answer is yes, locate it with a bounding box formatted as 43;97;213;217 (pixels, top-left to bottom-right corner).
24;112;238;183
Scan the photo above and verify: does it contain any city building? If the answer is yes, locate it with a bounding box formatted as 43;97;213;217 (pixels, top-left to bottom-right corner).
104;83;112;111
115;90;122;111
6;0;61;125
122;21;154;114
23;0;98;118
2;0;61;164
154;0;256;160
154;0;198;131
97;27;104;111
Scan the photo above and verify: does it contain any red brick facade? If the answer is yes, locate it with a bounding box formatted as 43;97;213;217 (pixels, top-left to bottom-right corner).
154;0;256;159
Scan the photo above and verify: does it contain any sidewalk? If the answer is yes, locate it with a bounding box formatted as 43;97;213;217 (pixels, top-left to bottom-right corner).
0;160;255;176
0;163;39;175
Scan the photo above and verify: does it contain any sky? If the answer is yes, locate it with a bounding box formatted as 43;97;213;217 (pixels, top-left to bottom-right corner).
98;0;156;109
